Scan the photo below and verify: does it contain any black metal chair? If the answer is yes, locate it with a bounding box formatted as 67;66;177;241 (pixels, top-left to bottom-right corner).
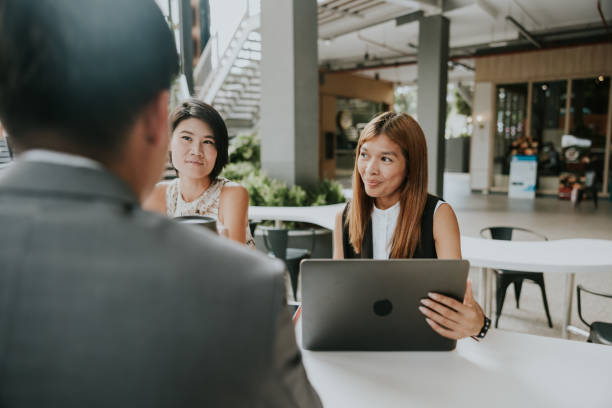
577;285;612;345
480;226;553;329
263;228;315;301
248;221;259;238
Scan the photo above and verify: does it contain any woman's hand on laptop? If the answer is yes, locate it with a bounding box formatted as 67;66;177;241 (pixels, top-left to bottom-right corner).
418;280;485;340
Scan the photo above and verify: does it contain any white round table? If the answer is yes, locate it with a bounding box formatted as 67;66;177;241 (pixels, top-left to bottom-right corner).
248;205;612;338
461;237;612;338
297;319;612;408
249;203;344;230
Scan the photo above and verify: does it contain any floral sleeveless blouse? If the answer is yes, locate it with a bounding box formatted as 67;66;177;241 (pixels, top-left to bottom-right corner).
166;177;255;248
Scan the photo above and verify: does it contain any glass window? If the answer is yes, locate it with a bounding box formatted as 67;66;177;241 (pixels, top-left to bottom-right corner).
335;98;384;177
493;83;527;185
568;76;610;193
530;81;567;181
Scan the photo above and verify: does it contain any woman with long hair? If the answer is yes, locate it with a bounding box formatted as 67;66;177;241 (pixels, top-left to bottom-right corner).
144;98;255;248
333;112;487;340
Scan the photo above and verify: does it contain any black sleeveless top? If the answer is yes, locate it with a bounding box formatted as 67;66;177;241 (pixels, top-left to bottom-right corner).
341;194;442;259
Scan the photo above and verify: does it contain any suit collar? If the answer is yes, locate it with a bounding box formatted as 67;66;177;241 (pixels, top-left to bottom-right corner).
21;149;104;170
0;160;139;205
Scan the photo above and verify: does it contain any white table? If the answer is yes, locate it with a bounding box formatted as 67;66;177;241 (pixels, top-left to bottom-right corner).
299;323;612;408
249;203;344;231
461;237;612;338
249;205;612;337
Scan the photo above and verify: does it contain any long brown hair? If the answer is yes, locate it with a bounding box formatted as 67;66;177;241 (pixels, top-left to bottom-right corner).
346;112;428;258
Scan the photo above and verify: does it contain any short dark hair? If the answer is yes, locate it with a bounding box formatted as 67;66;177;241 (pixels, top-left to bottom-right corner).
0;0;179;160
170;99;229;181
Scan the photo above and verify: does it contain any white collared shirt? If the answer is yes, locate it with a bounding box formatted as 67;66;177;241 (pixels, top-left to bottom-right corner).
372;200;446;259
372;201;400;260
20;149;103;170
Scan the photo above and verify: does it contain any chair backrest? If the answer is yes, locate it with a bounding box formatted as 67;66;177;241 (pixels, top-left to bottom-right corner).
263;228;288;260
248;221;258;237
479;226;548;241
576;284;612;328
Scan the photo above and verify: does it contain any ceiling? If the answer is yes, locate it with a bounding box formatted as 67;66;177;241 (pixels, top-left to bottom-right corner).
315;0;612;85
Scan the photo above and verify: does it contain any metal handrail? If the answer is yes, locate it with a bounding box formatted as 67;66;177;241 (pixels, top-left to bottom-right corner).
196;9;248;92
197;11;260;103
193;32;218;90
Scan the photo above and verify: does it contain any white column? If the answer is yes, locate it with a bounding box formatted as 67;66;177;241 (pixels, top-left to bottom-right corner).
260;0;319;186
470;82;494;192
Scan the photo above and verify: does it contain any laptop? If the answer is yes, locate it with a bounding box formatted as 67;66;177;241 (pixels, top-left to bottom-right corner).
300;259;469;351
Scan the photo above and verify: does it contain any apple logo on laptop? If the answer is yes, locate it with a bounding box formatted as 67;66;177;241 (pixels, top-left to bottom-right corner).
373;299;393;317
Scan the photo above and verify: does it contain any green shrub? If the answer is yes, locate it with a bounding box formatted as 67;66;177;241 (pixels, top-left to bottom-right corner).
306;178;345;206
221;161;260;181
224;132;346;207
228;132;260;165
238;172;306;207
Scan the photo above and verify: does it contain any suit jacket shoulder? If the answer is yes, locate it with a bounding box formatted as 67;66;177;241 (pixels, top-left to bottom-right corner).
0;161;321;407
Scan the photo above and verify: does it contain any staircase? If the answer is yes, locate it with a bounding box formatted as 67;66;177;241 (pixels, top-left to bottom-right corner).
0;134;13;171
194;11;261;135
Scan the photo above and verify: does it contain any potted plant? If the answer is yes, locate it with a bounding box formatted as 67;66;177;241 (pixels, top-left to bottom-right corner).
221;133;346;258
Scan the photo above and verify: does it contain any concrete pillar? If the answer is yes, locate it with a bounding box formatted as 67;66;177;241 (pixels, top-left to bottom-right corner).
179;0;194;94
260;0;319;186
417;15;449;197
470;82;495;192
198;0;210;53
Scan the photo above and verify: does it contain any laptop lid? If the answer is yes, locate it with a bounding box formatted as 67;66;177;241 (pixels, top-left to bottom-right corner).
301;259;469;351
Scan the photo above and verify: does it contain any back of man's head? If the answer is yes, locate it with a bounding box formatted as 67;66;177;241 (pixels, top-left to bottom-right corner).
0;0;179;161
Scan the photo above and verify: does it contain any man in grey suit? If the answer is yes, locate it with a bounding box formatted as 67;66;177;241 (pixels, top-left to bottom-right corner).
0;1;321;406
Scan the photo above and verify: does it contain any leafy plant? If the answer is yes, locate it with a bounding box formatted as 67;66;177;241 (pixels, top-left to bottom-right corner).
306;178;345;206
221;161;260;181
454;90;472;116
222;132;346;207
228;132;260;165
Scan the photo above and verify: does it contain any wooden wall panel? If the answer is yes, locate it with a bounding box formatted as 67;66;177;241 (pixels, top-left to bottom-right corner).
317;72;395;178
319;72;395;104
475;43;612;83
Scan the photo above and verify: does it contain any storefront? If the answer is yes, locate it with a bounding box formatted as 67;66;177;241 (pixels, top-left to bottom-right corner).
470;43;612;198
318;72;394;179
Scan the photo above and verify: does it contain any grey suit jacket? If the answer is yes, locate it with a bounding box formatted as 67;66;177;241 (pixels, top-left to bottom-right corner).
0;161;321;408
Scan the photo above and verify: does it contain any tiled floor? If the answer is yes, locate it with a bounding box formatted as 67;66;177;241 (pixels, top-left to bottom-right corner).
338;172;612;341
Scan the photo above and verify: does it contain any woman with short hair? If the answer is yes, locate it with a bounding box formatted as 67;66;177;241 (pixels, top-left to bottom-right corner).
144;98;255;248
